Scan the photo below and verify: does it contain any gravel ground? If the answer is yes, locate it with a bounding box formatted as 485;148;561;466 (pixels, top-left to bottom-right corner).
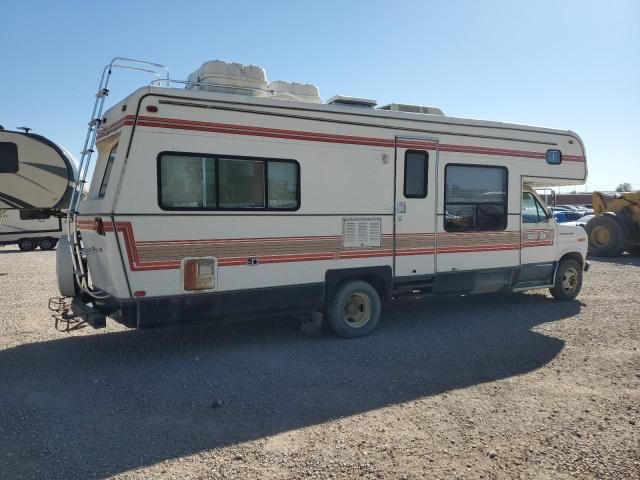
0;246;638;480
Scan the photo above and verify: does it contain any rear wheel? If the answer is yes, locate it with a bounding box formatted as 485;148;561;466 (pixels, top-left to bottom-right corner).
38;237;56;251
18;238;37;251
326;280;382;338
586;215;627;257
550;258;583;301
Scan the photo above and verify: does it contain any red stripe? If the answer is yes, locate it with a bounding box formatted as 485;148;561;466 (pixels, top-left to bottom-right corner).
90;221;553;272
97;114;584;162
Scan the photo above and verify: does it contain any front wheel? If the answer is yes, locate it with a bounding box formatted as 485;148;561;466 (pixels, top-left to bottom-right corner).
326;280;382;338
550;259;583;301
18;238;37;251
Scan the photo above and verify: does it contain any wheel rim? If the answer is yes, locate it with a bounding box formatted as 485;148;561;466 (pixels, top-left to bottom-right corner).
591;225;611;247
561;266;579;292
41;240;52;249
22;240;33;249
342;292;372;328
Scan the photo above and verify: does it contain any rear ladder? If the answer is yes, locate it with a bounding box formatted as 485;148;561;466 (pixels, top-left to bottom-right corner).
67;58;169;298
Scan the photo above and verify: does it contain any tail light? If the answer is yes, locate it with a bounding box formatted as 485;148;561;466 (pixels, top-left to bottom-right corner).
95;217;105;236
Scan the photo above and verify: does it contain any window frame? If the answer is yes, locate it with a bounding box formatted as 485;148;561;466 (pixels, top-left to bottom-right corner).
522;191;550;224
403;149;429;199
443;163;509;232
98;143;119;198
156;151;301;212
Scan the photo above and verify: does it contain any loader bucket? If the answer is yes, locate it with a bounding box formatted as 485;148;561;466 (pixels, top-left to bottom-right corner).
0;130;77;209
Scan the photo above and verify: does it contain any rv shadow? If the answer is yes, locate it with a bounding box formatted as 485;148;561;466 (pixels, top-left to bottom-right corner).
0;292;578;479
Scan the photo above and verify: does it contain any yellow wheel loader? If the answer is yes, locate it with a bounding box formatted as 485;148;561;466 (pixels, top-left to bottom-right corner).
586;191;640;256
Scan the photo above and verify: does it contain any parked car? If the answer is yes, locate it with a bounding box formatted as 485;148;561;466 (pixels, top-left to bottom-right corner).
551;207;585;222
561;214;594;229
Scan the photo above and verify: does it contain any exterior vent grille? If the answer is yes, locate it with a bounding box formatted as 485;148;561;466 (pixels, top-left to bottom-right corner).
343;217;382;248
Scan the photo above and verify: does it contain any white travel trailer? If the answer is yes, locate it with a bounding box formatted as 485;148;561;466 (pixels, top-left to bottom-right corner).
47;58;589;336
0;128;76;250
0;209;62;251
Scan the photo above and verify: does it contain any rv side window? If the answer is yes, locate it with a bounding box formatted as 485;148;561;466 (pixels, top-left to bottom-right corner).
0;142;19;173
267;161;298;208
158;153;299;211
444;165;507;232
98;144;118;198
546;149;562;165
160;155;216;208
219;158;266;208
404;150;428;198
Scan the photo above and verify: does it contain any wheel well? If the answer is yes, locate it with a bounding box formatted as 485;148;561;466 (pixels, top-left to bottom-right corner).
559;251;584;267
325;266;392;304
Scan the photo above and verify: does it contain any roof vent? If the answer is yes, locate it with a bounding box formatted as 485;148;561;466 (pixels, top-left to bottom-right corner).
327;96;377;108
268;81;322;103
379;103;445;115
187;60;268;97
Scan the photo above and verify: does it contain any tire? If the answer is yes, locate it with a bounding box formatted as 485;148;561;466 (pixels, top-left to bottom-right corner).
18;238;37;251
38;237;56;251
550;258;583;301
586;215;628;257
326;280;382;338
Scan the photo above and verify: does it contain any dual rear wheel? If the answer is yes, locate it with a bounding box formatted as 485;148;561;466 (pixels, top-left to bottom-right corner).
326;280;382;338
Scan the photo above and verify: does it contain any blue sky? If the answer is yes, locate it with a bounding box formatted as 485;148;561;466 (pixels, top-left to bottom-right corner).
1;0;638;191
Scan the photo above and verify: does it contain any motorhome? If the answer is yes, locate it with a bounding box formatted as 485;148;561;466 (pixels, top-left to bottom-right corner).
3;59;590;337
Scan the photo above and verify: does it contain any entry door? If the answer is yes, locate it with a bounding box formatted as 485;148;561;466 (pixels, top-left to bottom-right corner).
394;137;438;278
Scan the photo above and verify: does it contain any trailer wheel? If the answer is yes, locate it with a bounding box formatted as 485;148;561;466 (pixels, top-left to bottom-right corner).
38;237;56;251
550;258;583;301
586;215;627;257
18;238;37;251
326;280;382;338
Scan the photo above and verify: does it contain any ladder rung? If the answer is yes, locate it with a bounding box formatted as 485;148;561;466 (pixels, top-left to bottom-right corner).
88;118;101;127
81;149;94;155
95;88;109;98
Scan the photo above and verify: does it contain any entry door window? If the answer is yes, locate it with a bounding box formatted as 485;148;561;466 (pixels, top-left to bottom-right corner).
404;150;428;198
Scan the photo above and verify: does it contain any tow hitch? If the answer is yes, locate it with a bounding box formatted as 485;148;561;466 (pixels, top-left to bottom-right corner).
49;297;106;331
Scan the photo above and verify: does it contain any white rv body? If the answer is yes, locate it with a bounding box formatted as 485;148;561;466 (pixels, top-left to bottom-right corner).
56;60;589;330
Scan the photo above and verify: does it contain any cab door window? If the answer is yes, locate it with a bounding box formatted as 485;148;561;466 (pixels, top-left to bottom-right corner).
522;192;548;223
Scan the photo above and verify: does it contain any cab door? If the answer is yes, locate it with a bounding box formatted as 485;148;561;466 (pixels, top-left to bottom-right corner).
393;137;438;278
520;189;557;285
